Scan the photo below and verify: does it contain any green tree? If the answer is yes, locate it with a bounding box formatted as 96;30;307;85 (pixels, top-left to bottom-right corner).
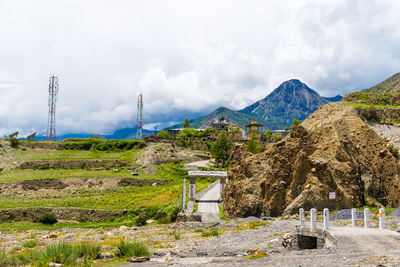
273;132;283;142
244;132;261;154
210;130;233;167
177;128;200;140
228;124;240;133
157;130;170;139
291;119;301;130
202;127;217;137
183;118;190;128
264;130;273;142
90;133;100;139
284;127;288;131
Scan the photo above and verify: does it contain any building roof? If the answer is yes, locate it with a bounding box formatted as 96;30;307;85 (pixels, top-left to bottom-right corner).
245;118;264;127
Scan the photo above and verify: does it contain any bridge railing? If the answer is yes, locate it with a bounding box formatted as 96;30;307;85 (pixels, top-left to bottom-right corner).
299;207;386;230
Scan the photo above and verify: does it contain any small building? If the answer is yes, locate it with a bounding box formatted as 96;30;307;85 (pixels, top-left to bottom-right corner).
245;118;264;139
210;117;230;131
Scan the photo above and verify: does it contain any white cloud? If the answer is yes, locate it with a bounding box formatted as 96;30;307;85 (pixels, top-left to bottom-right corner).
0;0;399;136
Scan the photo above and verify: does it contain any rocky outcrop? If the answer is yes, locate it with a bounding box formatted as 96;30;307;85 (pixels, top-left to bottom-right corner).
223;103;400;217
0;207;126;223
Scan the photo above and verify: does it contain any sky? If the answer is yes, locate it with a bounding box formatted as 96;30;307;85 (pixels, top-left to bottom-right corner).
0;0;400;136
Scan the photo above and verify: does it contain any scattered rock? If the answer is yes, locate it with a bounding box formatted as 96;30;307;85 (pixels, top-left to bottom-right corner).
49;263;63;267
119;225;129;231
163;252;173;262
127;256;150;262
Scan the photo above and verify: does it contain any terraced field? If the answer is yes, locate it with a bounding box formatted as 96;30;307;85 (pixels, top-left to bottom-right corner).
0;139;216;230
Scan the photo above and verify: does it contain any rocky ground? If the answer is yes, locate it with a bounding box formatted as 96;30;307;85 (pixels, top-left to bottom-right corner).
135;142;210;166
0;216;399;266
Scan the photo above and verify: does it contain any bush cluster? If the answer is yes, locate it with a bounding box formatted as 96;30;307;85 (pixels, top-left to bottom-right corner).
115;241;150;257
62;139;145;151
39;213;58;225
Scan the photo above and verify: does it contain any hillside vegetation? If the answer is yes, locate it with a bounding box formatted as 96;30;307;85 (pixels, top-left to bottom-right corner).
362;72;400;92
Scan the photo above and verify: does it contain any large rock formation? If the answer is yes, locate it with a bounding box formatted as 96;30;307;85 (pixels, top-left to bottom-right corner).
223;103;400;217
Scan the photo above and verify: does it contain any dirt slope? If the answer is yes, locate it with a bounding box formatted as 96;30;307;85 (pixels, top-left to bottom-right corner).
223;103;400;217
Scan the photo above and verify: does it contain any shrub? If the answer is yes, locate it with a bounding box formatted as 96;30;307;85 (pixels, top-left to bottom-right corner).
157;130;170;139
388;144;399;159
22;241;38;248
244;132;261;154
201;227;219;237
174;232;181;240
9;138;19;148
273;132;283;142
39;213;58;225
115;241;150;257
264;130;273;142
290;119;301;131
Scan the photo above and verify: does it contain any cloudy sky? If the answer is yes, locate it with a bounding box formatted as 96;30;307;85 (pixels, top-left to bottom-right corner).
1;0;400;136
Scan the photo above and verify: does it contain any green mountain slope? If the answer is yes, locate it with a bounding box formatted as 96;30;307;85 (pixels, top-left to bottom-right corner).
170;107;254;129
362;72;400;92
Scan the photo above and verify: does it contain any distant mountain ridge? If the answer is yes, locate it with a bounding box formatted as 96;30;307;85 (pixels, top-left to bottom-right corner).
171;79;342;131
362;72;400;92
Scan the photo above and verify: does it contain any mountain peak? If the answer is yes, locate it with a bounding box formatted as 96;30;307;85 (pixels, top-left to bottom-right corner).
271;79;319;96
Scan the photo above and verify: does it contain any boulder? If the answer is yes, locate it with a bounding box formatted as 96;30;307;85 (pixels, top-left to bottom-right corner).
223;103;400;217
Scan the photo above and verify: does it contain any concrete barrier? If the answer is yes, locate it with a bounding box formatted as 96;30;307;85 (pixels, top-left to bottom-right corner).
299;208;305;229
364;208;370;228
323;208;329;230
351;208;357;227
379;208;386;229
310;208;317;229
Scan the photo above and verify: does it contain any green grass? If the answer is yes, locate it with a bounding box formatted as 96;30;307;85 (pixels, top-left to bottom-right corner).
115;240;150;258
22;240;38;248
218;204;229;221
6;148;140;163
201;227;219;237
0;162;216;230
342;102;400;109
0;242;102;266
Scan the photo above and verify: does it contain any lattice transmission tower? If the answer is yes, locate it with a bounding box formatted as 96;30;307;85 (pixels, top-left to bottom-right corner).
46;75;59;141
136;93;143;140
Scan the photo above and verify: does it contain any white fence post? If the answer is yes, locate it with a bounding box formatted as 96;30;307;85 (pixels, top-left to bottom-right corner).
364;208;370;228
310;208;316;229
182;178;186;211
379;208;386;229
351;208;357;227
299;208;305;229
323;208;329;230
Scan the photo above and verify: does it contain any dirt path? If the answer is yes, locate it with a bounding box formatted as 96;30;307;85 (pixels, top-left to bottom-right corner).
197;181;220;222
329;226;400;253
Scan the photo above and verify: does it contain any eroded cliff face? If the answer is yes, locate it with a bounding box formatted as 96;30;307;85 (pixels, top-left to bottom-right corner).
223;103;400;217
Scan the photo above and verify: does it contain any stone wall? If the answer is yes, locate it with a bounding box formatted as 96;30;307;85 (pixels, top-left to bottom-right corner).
0;207;126;223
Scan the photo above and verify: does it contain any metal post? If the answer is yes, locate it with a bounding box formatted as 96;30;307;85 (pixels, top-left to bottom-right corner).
351;208;357;227
379;208;386;229
364;208;370;228
299;208;305;229
310;208;316;229
182;177;186;211
323;208;329;230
